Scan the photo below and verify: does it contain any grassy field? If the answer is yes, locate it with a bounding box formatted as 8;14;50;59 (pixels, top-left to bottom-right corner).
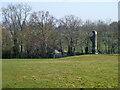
2;54;118;88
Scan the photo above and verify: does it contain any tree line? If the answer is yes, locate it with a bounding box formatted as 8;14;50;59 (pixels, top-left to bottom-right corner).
2;4;118;58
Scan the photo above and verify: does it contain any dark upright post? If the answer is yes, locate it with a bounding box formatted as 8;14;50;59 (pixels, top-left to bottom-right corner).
85;47;88;54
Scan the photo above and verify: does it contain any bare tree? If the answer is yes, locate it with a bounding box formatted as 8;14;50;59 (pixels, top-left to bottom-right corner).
2;4;31;56
30;11;55;58
60;15;82;55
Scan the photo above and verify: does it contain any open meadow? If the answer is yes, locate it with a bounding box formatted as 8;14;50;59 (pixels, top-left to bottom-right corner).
2;54;118;88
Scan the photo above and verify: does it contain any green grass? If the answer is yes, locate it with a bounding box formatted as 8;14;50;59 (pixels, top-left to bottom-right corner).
2;54;118;88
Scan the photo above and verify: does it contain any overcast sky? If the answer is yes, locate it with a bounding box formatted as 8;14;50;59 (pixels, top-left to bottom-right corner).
0;0;118;22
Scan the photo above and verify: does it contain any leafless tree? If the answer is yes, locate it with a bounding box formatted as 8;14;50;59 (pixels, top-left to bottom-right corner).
2;3;31;56
60;15;82;55
30;11;55;57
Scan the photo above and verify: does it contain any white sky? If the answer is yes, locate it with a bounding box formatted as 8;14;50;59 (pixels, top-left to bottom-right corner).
0;0;119;22
0;0;119;2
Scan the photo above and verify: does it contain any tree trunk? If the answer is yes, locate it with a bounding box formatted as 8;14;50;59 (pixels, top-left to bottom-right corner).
13;37;19;57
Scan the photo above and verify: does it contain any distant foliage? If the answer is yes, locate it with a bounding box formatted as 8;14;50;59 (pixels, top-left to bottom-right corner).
2;4;118;58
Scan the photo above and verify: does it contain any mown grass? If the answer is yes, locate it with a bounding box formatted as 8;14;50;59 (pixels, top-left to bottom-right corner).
2;54;118;88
